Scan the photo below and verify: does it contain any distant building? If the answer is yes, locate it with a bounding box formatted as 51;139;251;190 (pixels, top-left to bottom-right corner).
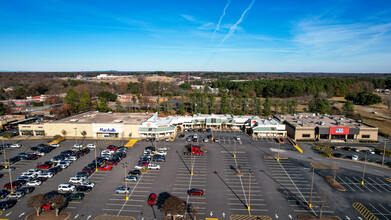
275;113;378;142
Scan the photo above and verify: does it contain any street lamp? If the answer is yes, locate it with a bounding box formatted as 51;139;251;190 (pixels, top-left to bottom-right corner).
74;127;78;146
248;169;252;212
94;142;98;172
309;167;315;208
122;162;129;200
382;140;388;166
234;139;236;158
362;152;367;185
277;140;281;162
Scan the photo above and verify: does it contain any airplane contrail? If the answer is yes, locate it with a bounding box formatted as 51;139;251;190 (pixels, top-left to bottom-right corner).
218;0;255;48
204;0;255;68
212;0;232;42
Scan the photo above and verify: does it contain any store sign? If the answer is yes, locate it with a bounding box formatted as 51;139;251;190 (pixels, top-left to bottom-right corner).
330;127;349;135
99;128;116;132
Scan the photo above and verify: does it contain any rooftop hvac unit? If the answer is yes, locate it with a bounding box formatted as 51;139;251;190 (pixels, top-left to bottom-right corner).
320;121;325;125
108;111;113;114
70;119;78;122
114;120;123;123
83;115;91;118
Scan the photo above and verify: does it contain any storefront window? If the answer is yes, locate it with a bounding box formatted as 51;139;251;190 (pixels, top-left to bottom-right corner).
35;130;45;136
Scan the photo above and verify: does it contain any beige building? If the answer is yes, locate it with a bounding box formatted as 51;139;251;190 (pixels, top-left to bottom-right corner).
19;112;153;139
275;113;378;142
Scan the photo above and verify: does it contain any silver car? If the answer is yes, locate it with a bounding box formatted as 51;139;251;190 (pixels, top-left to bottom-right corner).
7;191;25;199
115;186;130;194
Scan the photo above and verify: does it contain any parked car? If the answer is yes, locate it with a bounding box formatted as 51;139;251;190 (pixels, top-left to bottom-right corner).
0;200;17;210
27;180;42;186
134;165;145;169
214;138;219;143
156;151;167;156
128;169;142;175
148;193;157;206
73;144;83;148
352;155;359;160
187;188;204;196
4;181;22;189
7;191;25;199
362;149;375;154
17;186;35;194
58;184;76;192
0;190;10;199
115;186;130;194
80;181;95;188
203;138;209;143
68;193;85;201
148;164;160;170
37;161;53;169
165;138;170;142
124;175;138;182
69;177;84;184
87;144;96;149
50;143;60;147
38;172;54;179
76;185;92;192
99;165;113;171
10;144;22;148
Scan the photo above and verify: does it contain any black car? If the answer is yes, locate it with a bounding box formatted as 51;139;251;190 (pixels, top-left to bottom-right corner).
76;185;92;192
114;152;126;159
61;150;73;156
145;146;156;151
25;154;39;160
68;193;85;201
17;186;35;194
17;153;29;159
128;169;142;175
36;177;48;183
80;148;90;154
333;153;343;158
0;174;3;178
0;190;9;199
9;156;21;164
0;200;17;210
206;128;211;132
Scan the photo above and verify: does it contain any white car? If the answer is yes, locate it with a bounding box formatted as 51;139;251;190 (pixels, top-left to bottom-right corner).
27;169;43;175
68;156;78;161
74;144;83;148
58;184;76;192
148;164;160;170
158;147;168;151
134;165;145;169
165;138;170;142
101;150;114;155
21;172;37;178
87;144;96;149
235;136;241;141
7;191;25;199
125;175;138;182
156;151;167;156
80;181;95;188
26;180;42;186
38;172;54;178
50;144;60;148
69;177;84;184
115;186;130;194
57;163;69;169
203;138;209;143
10;144;22;148
34;151;45;156
352;155;359;160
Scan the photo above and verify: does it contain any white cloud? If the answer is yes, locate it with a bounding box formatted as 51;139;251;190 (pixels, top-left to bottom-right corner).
181;14;197;22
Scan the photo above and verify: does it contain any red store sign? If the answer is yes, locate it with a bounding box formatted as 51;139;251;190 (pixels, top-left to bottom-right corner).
329;127;349;135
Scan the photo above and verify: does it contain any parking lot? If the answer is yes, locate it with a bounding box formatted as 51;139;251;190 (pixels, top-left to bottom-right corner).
0;131;390;220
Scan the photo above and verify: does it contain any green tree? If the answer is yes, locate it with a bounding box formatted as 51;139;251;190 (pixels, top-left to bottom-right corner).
115;100;125;112
97;97;111;112
309;98;331;114
345;91;382;105
342;101;354;116
98;91;117;102
179;82;191;90
0;103;6;115
273;99;280;114
220;92;229;114
64;89;79;113
280;101;286;114
263;97;272;116
79;93;91;111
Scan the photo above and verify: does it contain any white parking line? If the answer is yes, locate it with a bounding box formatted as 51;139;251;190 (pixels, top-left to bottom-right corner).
345;177;364;192
369;203;389;220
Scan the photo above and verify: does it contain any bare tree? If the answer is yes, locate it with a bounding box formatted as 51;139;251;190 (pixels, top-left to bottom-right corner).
81;130;87;139
384;95;391;110
331;163;339;183
61;130;67;138
318;191;331;218
27;194;48;216
50;195;66;216
161;196;186;220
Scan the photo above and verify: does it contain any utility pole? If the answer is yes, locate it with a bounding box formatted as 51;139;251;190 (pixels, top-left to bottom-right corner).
309;167;315;208
382;140;388;166
122;162;129;200
362;152;367;185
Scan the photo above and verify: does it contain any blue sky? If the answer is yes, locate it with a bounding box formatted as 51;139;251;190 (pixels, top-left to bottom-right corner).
0;0;391;72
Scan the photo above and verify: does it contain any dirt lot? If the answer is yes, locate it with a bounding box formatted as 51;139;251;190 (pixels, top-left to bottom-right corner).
94;75;175;84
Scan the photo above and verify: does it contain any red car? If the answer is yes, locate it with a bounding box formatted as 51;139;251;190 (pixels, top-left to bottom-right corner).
187;188;204;196
99;165;113;171
41;203;53;210
106;146;117;151
139;161;149;166
37;162;52;169
4;182;22;189
148;193;157;206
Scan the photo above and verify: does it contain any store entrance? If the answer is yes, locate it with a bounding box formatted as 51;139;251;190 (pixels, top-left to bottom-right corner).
97;132;118;138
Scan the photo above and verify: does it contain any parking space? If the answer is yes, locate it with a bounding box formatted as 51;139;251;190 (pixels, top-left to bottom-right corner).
336;174;391;193
264;158;334;216
222;152;267;215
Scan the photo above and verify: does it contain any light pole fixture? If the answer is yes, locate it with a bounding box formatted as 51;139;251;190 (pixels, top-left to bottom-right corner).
74;127;78;146
362;152;367;185
122;162;129;200
248;169;252;212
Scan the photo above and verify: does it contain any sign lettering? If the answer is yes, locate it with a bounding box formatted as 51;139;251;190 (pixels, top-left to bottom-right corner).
99;128;116;132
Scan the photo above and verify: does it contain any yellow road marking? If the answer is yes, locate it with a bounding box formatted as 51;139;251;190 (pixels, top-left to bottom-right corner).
125;139;137;148
353;202;379;220
385;178;391;183
230;215;272;220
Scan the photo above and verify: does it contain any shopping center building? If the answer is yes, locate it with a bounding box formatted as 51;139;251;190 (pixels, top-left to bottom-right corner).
274;113;378;142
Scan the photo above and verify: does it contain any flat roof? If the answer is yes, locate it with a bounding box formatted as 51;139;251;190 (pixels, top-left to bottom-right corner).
51;112;152;125
275;113;374;129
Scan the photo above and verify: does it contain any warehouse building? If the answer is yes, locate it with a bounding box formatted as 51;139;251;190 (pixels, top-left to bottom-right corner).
275;113;378;142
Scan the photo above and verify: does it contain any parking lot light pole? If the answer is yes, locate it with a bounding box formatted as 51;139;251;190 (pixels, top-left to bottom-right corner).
309;167;315;208
234;139;236;158
382;140;387;166
122;162;129;200
191;150;194;176
362;152;367;185
74;127;78;146
3;139;7;168
94;142;98;172
248;169;252;212
8;161;13;193
277;142;281;162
